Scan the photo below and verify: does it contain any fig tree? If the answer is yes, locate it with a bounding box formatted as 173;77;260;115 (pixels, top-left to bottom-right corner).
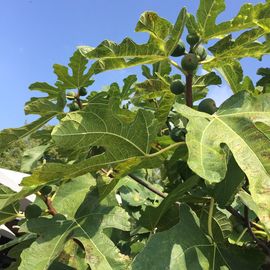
170;127;187;142
198;98;218;114
170;79;185;95
79;87;87;96
39;185;52;196
181;53;198;73
68;102;80;111
171;41;185;57
25;204;42;219
66;91;76;100
186;34;199;46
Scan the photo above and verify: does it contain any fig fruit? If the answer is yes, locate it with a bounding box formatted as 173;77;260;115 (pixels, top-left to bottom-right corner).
39;185;52;196
186;34;200;46
170;127;187;142
69;102;80;111
181;53;198;73
66;91;76;100
195;45;207;61
198;98;218;114
171;41;185;57
79;87;87;96
25;204;42;219
170;80;185;95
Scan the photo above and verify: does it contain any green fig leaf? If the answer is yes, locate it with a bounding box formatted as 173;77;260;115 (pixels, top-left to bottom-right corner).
175;91;270;233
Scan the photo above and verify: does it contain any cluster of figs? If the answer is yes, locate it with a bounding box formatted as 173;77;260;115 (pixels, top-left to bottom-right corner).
169;34;218;142
66;87;88;111
170;33;217;114
170;34;205;94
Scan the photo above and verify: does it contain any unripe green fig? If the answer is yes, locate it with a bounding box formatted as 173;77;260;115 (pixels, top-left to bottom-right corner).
170;80;185;95
25;204;42;219
66;91;76;100
186;34;200;46
170;127;187;142
68;102;80;111
89;91;98;98
78;87;87;96
39;185;52;196
54;214;67;220
171;41;185;57
181;53;198;72
195;45;207;61
198;98;218;114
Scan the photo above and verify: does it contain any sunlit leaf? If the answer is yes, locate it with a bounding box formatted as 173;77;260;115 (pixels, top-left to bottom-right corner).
18;186;131;270
20;144;49;172
29;82;63;97
79;38;166;74
24;98;64;116
53;50;94;89
22;97;158;186
176;91;270;232
187;1;270;41
0;115;56;153
79;9;186;74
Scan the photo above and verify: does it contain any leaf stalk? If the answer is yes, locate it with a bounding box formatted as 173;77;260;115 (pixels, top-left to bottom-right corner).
208;198;215;241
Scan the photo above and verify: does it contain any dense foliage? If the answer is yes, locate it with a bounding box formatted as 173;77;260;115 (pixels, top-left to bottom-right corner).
0;139;38;171
1;0;270;269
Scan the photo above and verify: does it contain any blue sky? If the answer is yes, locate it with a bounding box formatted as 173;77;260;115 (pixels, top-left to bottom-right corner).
0;0;268;130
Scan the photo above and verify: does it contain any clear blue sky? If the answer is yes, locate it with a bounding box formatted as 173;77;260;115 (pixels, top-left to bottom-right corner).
0;0;268;130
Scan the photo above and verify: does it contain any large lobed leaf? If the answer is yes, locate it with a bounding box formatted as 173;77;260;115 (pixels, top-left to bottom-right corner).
79;9;186;74
53;50;94;89
213;60;243;94
203;29;270;93
20;144;50;172
28;51;93;95
206;29;270;66
139;176;200;231
79;38;167;74
18;174;131;270
176;91;270;233
186;0;270;41
21;96;159;186
0;50;94;152
212;156;245;208
132;204;264;269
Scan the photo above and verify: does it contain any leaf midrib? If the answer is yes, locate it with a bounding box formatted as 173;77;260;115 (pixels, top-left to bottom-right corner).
215;117;266;173
201;0;217;36
54;131;146;155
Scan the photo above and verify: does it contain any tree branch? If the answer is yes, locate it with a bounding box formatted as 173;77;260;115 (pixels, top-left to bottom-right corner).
43;196;57;216
185;73;193;107
244;206;270;256
128;174;167;199
75;97;83;109
226;206;263;231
